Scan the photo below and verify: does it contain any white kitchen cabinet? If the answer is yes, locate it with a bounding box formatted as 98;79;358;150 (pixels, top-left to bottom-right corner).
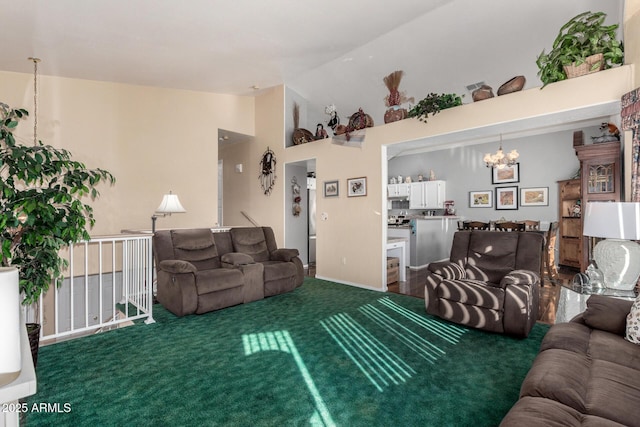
387;183;410;199
409;181;445;209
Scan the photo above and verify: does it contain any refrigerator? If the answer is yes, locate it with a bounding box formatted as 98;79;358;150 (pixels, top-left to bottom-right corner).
308;182;316;265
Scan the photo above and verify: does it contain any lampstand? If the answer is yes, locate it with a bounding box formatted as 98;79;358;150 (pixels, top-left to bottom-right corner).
583;202;640;291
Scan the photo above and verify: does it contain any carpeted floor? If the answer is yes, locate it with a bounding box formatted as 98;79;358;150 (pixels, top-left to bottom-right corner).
25;278;549;426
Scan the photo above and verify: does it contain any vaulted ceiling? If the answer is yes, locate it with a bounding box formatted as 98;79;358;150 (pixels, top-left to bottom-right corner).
0;0;625;127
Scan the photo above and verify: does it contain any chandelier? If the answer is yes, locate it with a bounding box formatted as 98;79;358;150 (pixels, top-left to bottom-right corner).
483;138;519;169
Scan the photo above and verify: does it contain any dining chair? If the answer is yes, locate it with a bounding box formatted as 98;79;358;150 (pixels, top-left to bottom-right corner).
495;221;526;232
523;220;540;231
462;221;490;230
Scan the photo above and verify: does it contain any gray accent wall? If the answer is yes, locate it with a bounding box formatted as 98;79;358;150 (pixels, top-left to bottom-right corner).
388;127;604;225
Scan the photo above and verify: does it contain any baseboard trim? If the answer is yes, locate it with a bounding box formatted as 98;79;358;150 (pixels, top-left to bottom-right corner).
314;275;386;293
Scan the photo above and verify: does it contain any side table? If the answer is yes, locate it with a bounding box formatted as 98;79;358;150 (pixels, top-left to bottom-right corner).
555;282;637;324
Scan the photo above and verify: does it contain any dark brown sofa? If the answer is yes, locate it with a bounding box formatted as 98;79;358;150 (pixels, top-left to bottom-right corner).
425;230;544;338
153;227;303;316
501;295;640;426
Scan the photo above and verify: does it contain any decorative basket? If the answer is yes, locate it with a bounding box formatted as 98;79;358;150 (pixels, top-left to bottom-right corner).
563;53;604;79
292;128;314;145
347;109;374;130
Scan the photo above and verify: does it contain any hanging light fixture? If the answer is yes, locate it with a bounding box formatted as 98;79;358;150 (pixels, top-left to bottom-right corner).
484;135;519;169
28;57;40;146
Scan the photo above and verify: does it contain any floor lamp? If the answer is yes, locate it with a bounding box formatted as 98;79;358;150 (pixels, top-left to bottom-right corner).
583;202;640;291
150;191;186;302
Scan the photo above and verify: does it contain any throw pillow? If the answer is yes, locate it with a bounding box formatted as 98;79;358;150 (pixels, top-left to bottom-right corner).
583;295;633;336
626;296;640;344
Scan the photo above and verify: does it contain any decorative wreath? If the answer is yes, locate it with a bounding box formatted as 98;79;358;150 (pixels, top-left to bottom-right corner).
259;147;277;195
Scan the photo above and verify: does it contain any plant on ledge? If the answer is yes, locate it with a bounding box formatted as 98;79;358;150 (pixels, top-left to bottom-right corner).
536;11;624;88
0;102;115;306
407;92;463;123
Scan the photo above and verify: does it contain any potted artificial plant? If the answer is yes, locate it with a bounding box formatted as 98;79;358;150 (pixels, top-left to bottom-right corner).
0;102;114;366
536;11;624;88
407;92;463;123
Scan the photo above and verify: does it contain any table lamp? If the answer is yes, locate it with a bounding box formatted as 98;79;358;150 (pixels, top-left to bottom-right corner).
582;202;640;291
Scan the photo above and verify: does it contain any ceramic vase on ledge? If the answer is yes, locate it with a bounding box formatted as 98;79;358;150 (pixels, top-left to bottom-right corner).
0;267;22;387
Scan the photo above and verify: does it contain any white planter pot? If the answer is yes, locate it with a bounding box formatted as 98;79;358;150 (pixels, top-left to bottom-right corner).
0;267;21;386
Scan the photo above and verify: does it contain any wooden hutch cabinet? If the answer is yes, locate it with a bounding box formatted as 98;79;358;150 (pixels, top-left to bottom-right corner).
558;140;621;271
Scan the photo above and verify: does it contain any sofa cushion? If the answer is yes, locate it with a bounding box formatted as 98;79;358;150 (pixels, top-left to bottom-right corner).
519;348;589;413
171;229;220;270
500;396;584;427
438;279;504;310
465;232;518;283
230;228;270;262
438;299;503;333
583;295;633;336
194;268;243;294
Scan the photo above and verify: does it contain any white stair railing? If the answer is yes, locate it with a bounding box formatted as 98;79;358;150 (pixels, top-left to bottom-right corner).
23;234;154;343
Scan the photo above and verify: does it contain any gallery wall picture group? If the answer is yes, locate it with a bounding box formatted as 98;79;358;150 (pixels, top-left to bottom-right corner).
324;177;368;198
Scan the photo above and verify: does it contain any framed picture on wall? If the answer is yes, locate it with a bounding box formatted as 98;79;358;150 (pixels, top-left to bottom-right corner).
491;163;520;184
347;177;367;197
324;180;339;197
469;190;493;208
495;186;518;210
520;187;549;206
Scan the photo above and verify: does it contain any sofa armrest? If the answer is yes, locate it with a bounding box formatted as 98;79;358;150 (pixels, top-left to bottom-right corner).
158;260;197;274
500;269;539;287
427;261;465;280
271;248;300;262
221;252;255;266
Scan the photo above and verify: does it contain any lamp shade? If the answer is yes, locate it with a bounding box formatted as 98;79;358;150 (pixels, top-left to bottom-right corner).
583;202;640;239
155;192;186;214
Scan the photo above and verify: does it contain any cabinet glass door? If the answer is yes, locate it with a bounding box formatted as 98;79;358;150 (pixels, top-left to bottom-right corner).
587;163;614;193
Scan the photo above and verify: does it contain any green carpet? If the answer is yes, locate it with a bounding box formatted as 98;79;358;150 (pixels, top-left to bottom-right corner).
25;278;549;426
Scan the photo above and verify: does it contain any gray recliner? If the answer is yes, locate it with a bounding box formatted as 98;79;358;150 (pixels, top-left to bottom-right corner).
425;230;544;338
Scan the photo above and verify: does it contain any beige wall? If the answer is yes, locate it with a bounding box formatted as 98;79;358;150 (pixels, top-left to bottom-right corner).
0;70;255;235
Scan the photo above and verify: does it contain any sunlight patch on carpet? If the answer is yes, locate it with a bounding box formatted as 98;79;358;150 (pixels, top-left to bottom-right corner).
320;313;415;392
378;297;467;344
359;304;444;363
242;331;336;427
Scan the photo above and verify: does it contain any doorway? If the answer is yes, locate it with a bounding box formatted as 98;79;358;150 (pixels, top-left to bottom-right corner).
218;159;223;226
284;159;316;272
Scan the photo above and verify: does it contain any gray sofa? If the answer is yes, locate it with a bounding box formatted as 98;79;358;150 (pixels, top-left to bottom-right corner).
425;230;544;338
501;295;640;426
153;227;303;316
